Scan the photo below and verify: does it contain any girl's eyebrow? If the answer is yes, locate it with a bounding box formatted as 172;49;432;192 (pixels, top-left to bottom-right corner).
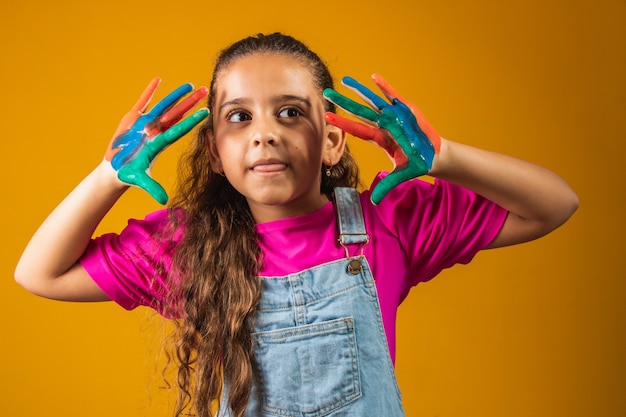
218;97;249;114
217;95;312;114
278;95;312;108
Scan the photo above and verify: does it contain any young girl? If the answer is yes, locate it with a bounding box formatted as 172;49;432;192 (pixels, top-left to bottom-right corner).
15;33;578;417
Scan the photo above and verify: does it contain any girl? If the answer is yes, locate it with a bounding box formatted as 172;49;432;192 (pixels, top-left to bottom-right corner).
15;33;578;417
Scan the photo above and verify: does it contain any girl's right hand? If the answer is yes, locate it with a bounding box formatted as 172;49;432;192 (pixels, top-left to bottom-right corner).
105;78;209;204
15;79;210;301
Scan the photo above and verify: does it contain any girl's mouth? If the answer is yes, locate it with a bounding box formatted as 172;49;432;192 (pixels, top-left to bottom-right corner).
251;160;287;173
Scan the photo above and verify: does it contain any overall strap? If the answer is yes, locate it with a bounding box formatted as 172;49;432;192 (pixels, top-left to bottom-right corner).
334;187;370;275
334;187;369;246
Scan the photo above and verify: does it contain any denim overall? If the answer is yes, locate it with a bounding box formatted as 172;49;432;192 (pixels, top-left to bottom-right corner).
218;188;406;417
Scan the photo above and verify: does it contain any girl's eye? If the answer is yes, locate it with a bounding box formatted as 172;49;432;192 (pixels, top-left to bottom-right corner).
278;108;301;118
228;111;251;123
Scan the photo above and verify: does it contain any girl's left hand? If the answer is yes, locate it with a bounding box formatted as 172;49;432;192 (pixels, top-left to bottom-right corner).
324;74;441;204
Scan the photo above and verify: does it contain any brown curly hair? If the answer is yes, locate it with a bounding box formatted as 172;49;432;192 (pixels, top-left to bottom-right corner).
164;33;360;417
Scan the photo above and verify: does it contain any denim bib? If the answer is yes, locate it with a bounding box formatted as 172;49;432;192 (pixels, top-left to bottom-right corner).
219;188;405;417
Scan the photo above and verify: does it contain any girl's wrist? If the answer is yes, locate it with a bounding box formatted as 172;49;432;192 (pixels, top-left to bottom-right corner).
427;137;449;178
95;160;130;193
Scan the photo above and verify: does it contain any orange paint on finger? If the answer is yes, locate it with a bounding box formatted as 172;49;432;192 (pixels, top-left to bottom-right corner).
324;112;384;143
130;77;161;113
372;74;441;153
157;86;208;130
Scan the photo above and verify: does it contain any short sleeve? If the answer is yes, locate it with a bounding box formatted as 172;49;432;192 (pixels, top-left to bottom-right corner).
79;209;178;315
368;173;508;285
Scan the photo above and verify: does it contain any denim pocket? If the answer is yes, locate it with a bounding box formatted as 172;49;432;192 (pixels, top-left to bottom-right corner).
252;317;362;417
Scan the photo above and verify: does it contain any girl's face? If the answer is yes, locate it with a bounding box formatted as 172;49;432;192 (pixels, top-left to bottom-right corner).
209;53;345;223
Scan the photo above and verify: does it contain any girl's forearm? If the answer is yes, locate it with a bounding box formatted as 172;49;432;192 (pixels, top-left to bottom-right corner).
15;161;128;296
430;139;579;248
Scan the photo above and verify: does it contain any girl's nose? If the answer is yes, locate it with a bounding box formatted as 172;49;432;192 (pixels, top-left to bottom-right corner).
251;117;280;146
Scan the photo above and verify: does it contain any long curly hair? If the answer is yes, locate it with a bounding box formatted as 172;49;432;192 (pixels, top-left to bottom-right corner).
164;33;360;417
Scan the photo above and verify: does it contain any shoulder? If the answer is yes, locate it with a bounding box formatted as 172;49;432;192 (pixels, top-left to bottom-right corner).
360;171;502;217
119;208;184;243
84;208;183;269
129;208;176;231
359;172;454;226
359;171;507;258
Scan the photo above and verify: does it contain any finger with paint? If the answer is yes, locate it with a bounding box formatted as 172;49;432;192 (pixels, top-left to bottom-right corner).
324;74;440;204
105;79;209;204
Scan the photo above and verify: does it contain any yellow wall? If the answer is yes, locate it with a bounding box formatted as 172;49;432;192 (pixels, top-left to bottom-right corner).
2;0;624;416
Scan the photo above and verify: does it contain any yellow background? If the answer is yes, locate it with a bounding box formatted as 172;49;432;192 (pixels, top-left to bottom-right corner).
2;0;624;416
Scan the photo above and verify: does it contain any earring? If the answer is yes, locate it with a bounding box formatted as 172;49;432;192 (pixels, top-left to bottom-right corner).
214;163;226;177
325;165;332;177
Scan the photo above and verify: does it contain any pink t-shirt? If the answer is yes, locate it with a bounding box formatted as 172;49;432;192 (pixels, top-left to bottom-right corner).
80;174;507;363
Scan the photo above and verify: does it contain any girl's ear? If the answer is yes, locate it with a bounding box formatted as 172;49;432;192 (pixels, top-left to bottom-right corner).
324;122;347;166
206;130;223;174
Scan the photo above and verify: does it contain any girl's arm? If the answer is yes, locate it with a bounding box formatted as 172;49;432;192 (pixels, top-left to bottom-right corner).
15;162;127;301
430;139;578;248
15;79;209;301
324;74;578;247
